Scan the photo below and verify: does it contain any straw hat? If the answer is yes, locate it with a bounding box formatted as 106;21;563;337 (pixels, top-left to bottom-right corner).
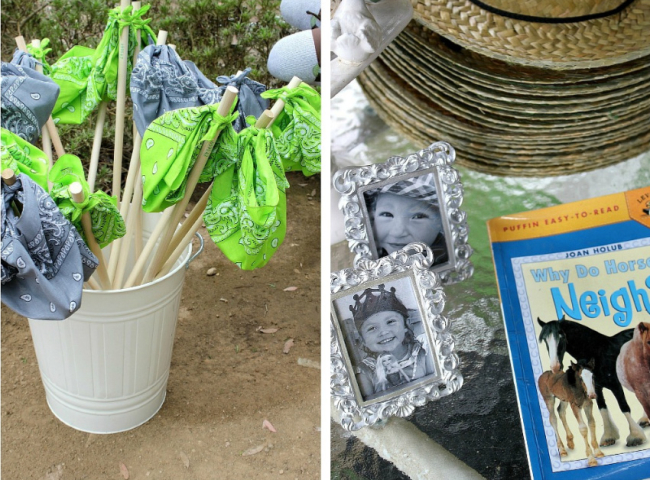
411;0;650;69
358;51;650;175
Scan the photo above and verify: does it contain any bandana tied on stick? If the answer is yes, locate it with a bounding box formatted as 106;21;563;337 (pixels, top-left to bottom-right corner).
130;44;205;137
262;83;320;176
49;4;156;124
1;174;98;320
204;123;290;270
139;104;238;212
214;69;269;132
0;128;49;190
48;155;126;248
199;122;239;184
25;39;53;75
1;60;60;144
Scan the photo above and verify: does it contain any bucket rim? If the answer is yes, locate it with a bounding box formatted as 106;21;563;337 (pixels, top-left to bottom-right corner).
82;241;193;295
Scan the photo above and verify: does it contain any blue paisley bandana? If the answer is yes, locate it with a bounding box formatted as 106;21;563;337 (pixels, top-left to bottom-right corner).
1;174;98;320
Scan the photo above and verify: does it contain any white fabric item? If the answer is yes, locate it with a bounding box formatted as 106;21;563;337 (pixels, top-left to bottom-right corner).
267;30;319;85
280;0;321;30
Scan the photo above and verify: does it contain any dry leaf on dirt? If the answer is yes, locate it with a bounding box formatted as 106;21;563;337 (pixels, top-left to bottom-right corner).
41;464;64;480
258;327;278;334
283;286;298;292
119;462;129;479
180;451;190;469
263;419;277;433
297;357;320;369
283;338;294;354
242;444;266;456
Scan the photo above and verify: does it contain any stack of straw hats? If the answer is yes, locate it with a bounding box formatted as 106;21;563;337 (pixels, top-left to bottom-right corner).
357;0;650;176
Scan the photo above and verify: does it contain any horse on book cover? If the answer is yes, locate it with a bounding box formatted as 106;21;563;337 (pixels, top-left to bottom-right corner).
617;322;650;426
538;358;603;466
538;317;647;447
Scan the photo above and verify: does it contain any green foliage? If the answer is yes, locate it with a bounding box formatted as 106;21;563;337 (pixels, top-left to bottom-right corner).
155;0;292;87
1;0;293;195
2;0;292;87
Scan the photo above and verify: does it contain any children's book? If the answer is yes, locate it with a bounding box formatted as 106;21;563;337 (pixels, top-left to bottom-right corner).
487;186;650;480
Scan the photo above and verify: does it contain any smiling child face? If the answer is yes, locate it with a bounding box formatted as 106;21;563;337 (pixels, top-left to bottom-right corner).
372;192;442;255
359;310;407;354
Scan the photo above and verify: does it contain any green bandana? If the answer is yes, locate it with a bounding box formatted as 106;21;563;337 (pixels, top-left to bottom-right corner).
48;154;126;248
140;104;239;212
204;123;290;270
262;83;321;176
26;38;53;75
199;122;239;184
0;128;49;191
49;5;156;125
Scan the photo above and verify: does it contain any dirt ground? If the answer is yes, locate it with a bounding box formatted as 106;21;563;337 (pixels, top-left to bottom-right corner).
1;171;321;480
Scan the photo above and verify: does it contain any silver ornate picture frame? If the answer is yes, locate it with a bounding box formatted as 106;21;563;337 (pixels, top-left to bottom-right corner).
332;141;473;284
330;243;463;431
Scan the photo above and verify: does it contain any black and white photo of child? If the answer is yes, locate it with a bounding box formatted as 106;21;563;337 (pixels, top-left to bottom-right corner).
363;172;448;266
332;277;437;401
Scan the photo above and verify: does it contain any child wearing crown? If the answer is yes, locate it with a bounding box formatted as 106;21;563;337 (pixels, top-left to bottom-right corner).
350;284;435;397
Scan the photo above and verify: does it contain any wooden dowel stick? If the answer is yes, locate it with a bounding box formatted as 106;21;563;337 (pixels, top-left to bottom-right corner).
107;133;142;280
164;186;210;259
112;165;143;289
88;101;109;192
70;182;111;289
15;36;27;51
112;0;132;203
156;30;168;46
86;276;101;290
131;1;143;149
41;122;53;167
2;168;17;186
31;39;53;167
269;76;302;126
110;29;167;281
134;206;143;259
45;118;65;158
122;208;174;288
17;37;65;159
156;211;204;279
255;109;275;129
141;86;239;284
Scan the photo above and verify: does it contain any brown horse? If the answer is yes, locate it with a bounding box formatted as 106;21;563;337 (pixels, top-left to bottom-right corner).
538;358;604;466
617;322;650;429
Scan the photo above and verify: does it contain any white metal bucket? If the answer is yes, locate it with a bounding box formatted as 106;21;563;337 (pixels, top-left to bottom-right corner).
27;212;201;434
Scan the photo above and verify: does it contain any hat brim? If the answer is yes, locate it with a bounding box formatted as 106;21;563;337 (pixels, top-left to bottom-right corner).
358;58;650;175
412;0;650;69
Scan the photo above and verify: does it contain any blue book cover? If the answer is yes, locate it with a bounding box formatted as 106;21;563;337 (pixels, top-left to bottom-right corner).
487;186;650;480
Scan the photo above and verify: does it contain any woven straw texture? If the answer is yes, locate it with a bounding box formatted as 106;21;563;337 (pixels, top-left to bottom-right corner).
411;0;650;69
357;22;650;176
469;0;626;17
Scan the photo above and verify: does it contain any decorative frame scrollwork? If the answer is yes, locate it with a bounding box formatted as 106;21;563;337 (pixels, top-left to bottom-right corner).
331;243;463;430
332;141;473;284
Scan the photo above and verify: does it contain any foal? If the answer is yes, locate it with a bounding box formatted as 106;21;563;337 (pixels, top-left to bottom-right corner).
538;358;604;466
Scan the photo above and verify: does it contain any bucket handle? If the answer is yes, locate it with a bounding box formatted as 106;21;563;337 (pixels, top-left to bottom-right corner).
186;232;204;269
